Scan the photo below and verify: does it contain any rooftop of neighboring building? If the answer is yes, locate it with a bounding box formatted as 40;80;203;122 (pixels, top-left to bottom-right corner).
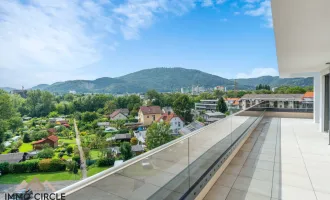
109;108;129;118
179;121;205;135
225;98;240;105
0;153;25;163
303;91;314;99
240;94;304;101
32;135;58;145
156;113;184;123
139;106;162;115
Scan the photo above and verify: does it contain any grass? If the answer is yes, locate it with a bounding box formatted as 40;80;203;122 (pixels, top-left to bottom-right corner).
87;167;109;177
0;167;109;184
58;138;76;145
2;148;11;154
90;149;102;160
19;143;33;152
0;171;82;184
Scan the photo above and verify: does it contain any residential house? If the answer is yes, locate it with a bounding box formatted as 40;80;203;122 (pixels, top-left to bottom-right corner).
214;86;226;91
302;92;314;109
156;113;184;135
195;99;218;112
179;121;205;135
11;87;28;98
110;145;145;157
109;109;129;120
0;153;28;163
239;94;306;110
225;98;240;110
32;135;59;150
107;134;131;142
202;111;226;124
134;130;147;144
138;106;162;126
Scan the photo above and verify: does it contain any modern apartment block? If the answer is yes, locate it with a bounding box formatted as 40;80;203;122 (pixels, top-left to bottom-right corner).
195;99;218;112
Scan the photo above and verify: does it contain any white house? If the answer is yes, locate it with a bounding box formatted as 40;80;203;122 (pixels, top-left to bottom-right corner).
156;113;184;135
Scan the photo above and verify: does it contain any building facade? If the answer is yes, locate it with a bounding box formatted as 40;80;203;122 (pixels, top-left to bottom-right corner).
195;99;218;112
138;106;162;126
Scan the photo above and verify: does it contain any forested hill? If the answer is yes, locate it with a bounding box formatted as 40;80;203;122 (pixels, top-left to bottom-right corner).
29;68;313;94
234;76;313;88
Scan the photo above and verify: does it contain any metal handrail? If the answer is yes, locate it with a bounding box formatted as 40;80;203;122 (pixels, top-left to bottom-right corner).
56;103;262;195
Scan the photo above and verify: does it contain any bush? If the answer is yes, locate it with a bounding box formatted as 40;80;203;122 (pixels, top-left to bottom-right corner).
23;133;31;143
66;161;78;174
37;148;54;159
38;159;51;172
39;159;66;172
22;160;39;173
96;157;115;167
50;159;66;172
66;146;73;155
72;155;80;166
0;162;10;174
117;129;129;134
58;152;64;158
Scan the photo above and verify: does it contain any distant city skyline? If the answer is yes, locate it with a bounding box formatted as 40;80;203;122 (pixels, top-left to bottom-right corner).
0;0;277;88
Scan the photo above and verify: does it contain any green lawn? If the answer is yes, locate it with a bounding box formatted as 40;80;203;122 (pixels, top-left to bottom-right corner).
19;143;33;152
90;149;102;160
58;138;76;145
87;167;109;177
0;171;81;184
0;167;109;184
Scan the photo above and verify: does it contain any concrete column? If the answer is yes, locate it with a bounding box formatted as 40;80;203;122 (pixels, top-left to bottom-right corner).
314;74;321;123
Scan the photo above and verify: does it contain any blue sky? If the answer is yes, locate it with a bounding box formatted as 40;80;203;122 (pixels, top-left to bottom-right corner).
0;0;276;88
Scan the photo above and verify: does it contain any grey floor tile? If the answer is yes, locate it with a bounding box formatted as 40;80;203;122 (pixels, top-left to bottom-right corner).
239;166;273;182
204;185;231;200
232;176;272;197
226;189;271;200
215;173;238;188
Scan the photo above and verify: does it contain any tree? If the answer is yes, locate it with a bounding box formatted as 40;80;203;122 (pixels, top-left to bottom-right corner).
81;112;99;122
8;116;23;133
0;90;15;120
23;133;31;143
146;122;173;149
130;137;138;145
37;148;54;159
216;98;228;113
104;100;117;115
173;95;193;122
120;142;133;160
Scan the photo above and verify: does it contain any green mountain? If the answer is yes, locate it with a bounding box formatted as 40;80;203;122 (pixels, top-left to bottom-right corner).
0;87;16;92
117;67;243;91
234;76;313;88
28;68;313;94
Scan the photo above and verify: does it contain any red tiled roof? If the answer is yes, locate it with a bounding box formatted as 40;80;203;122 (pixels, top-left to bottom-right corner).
110;109;121;118
48;135;58;142
225;98;240;105
139;106;162;115
32;138;46;144
156;113;184;123
303;92;314;98
32;135;58;145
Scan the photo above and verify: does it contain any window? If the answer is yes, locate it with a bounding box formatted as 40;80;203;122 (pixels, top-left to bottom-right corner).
152;115;155;121
147;116;149;118
178;122;181;127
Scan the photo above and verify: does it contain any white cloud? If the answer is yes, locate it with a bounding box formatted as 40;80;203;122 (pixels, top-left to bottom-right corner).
234;12;240;15
113;0;196;40
244;0;273;28
220;18;228;22
236;68;278;78
201;0;213;7
216;0;226;4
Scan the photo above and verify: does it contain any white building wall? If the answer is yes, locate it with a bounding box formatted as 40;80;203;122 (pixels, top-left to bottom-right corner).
170;117;184;134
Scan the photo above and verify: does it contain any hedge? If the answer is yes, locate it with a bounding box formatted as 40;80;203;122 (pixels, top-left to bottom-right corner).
39;159;66;172
0;158;67;174
0;162;10;174
96;158;115;167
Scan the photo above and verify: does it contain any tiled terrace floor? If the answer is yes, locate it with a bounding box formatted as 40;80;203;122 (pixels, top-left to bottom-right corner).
204;117;330;200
